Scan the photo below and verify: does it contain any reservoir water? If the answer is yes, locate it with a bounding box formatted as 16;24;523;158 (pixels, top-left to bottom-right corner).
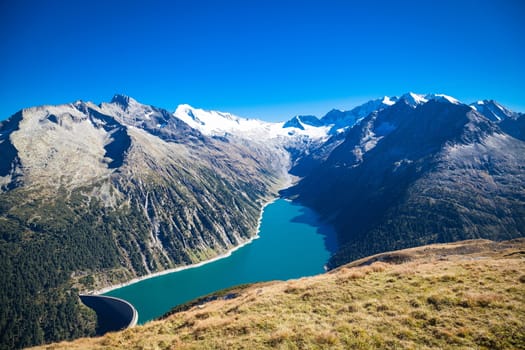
105;198;337;324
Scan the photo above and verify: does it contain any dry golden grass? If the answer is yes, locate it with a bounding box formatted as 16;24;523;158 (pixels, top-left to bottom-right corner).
33;239;525;350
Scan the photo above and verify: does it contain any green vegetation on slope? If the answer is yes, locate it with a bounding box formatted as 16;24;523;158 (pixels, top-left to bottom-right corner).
37;239;525;350
0;98;289;349
0;168;274;349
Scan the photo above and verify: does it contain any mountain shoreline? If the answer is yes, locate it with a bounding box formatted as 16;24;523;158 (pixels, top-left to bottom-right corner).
90;197;280;296
92;173;297;295
34;238;525;350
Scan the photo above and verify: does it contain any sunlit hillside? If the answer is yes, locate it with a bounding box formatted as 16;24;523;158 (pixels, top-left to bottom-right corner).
35;239;525;350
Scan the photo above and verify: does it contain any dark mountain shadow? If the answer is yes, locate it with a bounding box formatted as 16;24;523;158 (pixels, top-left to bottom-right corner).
500;113;525;141
0;111;23;190
288;201;339;255
85;107;132;169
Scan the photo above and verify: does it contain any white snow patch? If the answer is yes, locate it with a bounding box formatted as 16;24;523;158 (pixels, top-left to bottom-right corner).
381;96;396;106
174;104;330;141
401;92;428;107
409;92;428;104
400;92;461;107
431;94;460;104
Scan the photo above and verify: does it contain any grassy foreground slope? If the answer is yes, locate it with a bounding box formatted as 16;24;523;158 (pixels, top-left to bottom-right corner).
35;239;525;350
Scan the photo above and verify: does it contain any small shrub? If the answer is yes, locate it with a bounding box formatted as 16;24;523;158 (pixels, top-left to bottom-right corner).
370;262;388;272
427;317;438;326
427;294;454;310
347;304;358;313
409;299;420;308
395;329;416;340
376;304;389;312
438;274;456;282
315;331;338;345
410;310;428;320
194;312;210;320
460;293;501;308
432;328;455;342
283;287;296;294
364;301;375;309
301;292;312;301
225;324;249;336
347;271;366;280
267;328;293;346
455;326;471;338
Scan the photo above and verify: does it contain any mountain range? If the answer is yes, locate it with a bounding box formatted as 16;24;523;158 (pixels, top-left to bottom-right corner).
286;94;525;268
1;92;524;348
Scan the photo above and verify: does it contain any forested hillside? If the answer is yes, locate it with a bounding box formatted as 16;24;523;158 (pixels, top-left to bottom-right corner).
0;97;288;349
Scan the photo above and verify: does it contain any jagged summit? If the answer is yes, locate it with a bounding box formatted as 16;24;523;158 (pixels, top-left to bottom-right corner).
318;96;400;134
398;92;460;107
282;115;324;130
398;92;427;106
110;94;137;108
380;96;397;106
469;99;517;121
101;92;518;143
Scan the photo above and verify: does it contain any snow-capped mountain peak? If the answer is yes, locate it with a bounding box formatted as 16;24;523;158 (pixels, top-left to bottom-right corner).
173;104;330;141
400;92;428;106
283;115;324;130
469;100;516;121
319;96;400;134
381;96;397;106
428;94;460;104
97;93;519;150
399;92;460;107
174;104;264;135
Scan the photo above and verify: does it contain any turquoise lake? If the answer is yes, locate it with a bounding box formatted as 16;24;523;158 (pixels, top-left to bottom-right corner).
105;198;337;324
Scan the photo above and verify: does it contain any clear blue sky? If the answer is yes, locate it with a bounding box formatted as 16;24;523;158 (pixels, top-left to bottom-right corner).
1;0;524;121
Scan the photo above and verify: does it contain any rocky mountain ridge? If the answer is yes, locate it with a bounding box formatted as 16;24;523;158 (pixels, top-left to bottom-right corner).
286;96;525;268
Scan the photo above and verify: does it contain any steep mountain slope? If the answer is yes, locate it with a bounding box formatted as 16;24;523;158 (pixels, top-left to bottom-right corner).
34;239;525;350
286;97;399;176
0;96;293;349
288;97;525;268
